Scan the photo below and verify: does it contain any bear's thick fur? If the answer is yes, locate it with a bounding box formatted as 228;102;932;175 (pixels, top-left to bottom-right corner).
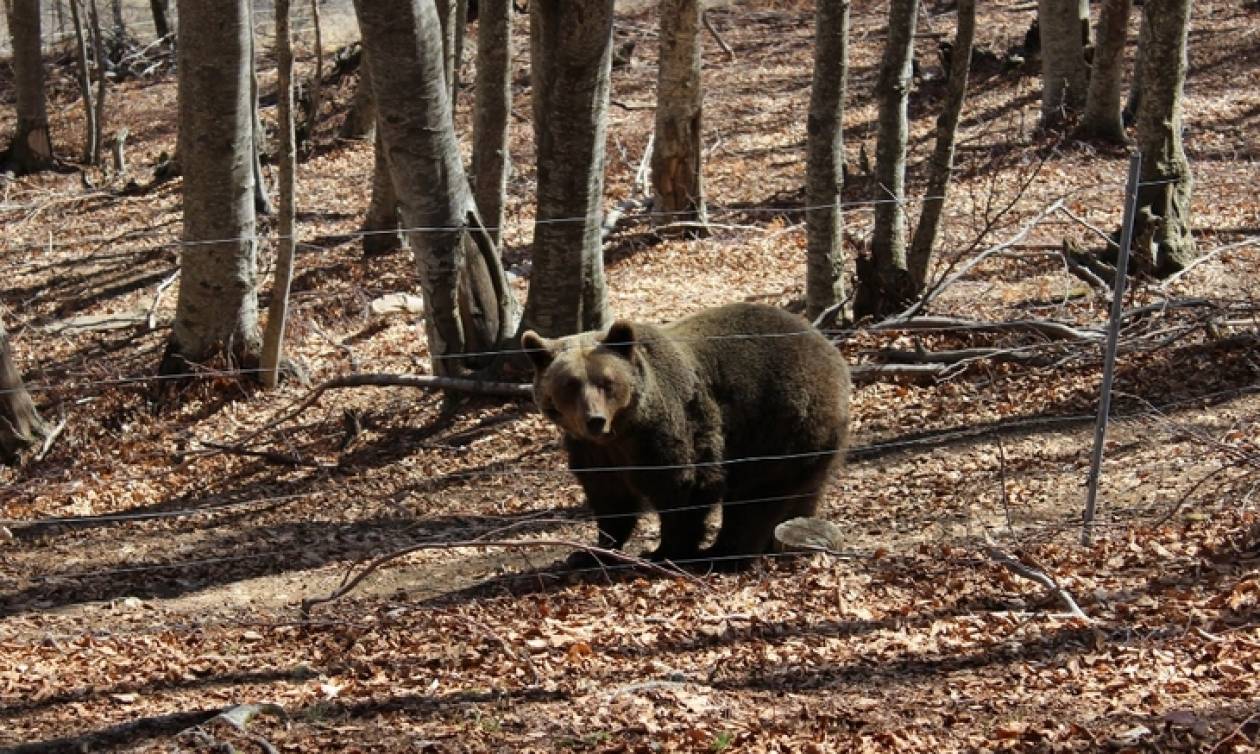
522;302;851;568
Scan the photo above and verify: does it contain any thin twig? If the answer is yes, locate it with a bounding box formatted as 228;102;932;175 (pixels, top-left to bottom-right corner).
702;10;736;60
982;540;1090;621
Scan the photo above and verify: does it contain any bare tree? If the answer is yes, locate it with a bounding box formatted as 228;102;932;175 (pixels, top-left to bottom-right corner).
804;0;850;320
354;0;520;374
68;0;97;164
162;0;261;374
1123;7;1149;125
908;0;976;290
87;0;107;165
854;0;918;321
1038;0;1090;126
472;0;512;246
261;0;298;388
248;3;273;216
361;125;402;256
1079;0;1132;143
0;317;48;465
651;0;707;230
522;0;615;337
1132;0;1194;275
303;0;324;142
149;0;170;40
2;0;55;174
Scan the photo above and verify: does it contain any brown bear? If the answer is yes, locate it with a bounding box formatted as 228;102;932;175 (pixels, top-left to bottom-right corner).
522;302;850;569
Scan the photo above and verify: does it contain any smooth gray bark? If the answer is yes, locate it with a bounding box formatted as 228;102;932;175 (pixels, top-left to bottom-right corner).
804;0;849;320
854;0;918;321
908;0;975;290
651;0;707;229
1038;0;1090;126
354;0;520;374
0;318;48;466
165;0;261;371
1079;0;1131;143
471;0;512;246
3;0;54;173
1132;0;1194;275
522;0;615;337
69;0;97;164
261;0;298;388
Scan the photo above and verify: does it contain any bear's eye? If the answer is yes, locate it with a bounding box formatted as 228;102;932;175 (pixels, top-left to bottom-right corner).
562;377;582;394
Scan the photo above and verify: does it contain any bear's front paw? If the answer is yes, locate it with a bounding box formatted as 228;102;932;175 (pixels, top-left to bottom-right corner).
563;549;614;570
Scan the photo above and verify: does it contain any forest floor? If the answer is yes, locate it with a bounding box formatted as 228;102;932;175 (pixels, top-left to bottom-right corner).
2;0;1260;751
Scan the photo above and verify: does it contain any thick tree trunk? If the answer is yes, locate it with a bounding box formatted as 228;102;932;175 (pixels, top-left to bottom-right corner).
149;0;170;39
362;125;402;256
164;0;261;372
261;0;298;389
804;0;850;321
908;0;975;290
354;0;520;374
1123;8;1149;125
3;0;55;174
1038;0;1090;126
854;0;918;321
1079;0;1131;143
1132;0;1194;275
471;0;511;246
522;0;615;337
0;318;48;466
651;0;707;230
69;0;97;164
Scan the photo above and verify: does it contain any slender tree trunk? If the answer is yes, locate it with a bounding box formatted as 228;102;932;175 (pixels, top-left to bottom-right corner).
338;72;376;140
0;318;48;466
1132;0;1194;275
109;0;123;33
1078;0;1131;143
149;0;170;39
69;0;97;164
3;0;55;174
854;0;918;321
249;2;273;216
1123;8;1148;125
522;0;615;337
163;0;261;373
354;0;520;375
908;0;975;290
452;0;468;105
362;124;402;256
261;0;298;389
651;0;707;230
471;0;511;246
804;0;849;321
304;0;323;141
435;0;457;100
1038;0;1090;126
88;0;107;166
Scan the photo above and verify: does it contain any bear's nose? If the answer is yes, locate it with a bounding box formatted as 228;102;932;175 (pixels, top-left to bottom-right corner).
586;415;608;435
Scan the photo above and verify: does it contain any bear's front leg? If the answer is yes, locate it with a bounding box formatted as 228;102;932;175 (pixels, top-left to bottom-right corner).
566;439;643;564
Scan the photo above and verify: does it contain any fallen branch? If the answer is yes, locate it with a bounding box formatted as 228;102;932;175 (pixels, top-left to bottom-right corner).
197;439;335;468
302;538;706;616
849;362;950;384
147;269;179;330
232;372;532;447
1061;240;1113;292
177;703;286;754
983;543;1090;621
32;415;67;463
866;315;1102;342
702;10;737;60
875;345;1050;366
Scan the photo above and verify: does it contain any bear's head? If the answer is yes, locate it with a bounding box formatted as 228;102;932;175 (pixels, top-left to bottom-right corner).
521;321;640;444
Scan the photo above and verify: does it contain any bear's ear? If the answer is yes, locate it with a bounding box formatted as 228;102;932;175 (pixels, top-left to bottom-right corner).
521;330;554;371
603;320;637;360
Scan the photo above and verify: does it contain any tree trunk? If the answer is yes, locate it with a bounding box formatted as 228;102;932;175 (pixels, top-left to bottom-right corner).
164;0;261;373
1123;8;1148;125
3;0;55;174
804;0;849;321
854;0;918;321
1038;0;1090;126
522;0;615;337
303;0;323;142
88;0;107;166
362;125;402;256
338;72;376;140
354;0;520;375
436;0;457;100
1132;0;1194;276
651;0;707;230
69;0;97;164
249;3;273;216
452;0;468;105
908;0;975;290
149;0;170;39
1078;0;1131;143
0;318;48;466
471;0;511;246
261;0;298;389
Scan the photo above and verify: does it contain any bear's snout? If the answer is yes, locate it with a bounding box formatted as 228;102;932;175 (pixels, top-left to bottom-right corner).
585;414;609;436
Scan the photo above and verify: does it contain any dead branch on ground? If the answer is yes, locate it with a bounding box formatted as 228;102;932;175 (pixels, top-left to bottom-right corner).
982;538;1090;621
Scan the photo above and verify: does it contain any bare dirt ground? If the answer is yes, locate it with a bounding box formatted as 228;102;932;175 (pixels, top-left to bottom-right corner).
2;0;1259;751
